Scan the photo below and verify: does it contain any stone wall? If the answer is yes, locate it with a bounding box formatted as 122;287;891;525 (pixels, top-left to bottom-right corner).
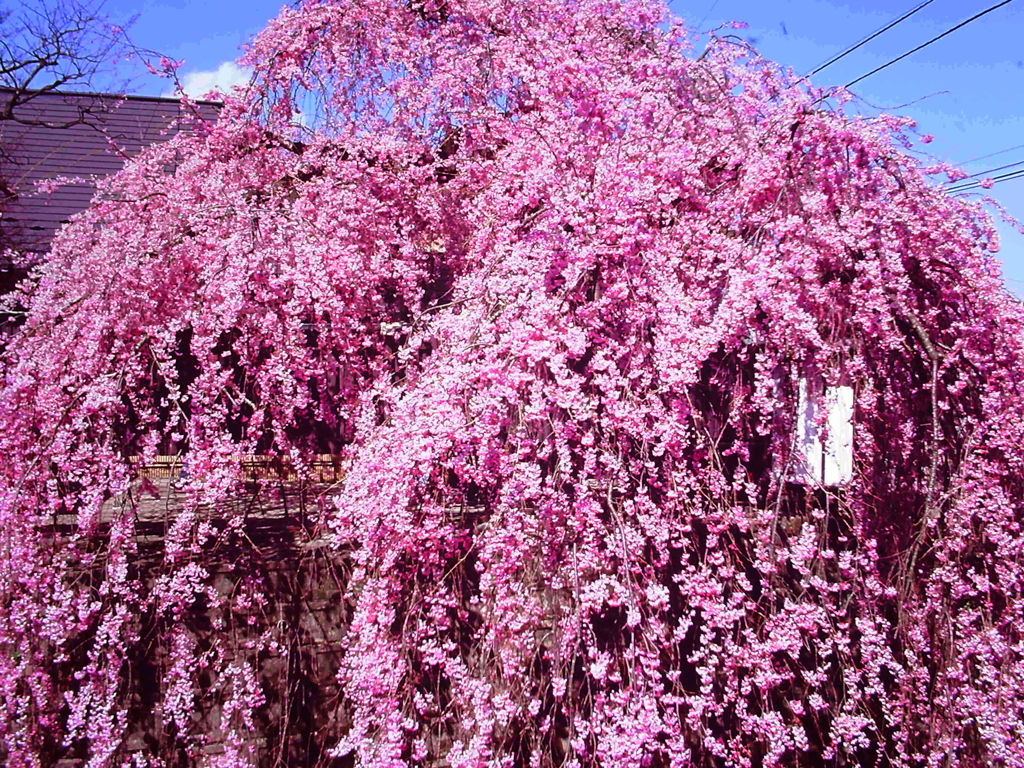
47;467;355;767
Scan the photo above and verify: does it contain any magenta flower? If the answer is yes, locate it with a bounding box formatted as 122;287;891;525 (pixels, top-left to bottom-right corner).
1;0;1022;765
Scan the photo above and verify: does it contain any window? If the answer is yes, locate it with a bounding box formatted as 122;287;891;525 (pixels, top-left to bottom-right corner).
792;372;854;487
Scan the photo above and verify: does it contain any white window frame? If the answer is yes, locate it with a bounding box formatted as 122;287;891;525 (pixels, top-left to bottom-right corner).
792;371;854;487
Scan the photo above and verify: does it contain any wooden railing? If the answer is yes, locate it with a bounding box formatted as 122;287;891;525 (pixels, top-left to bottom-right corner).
130;454;344;482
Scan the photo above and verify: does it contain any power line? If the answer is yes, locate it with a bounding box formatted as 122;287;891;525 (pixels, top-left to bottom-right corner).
697;0;721;30
956;143;1024;167
948;167;1024;193
945;158;1024;184
807;0;938;77
957;168;1024;192
953;168;1024;192
845;0;1018;89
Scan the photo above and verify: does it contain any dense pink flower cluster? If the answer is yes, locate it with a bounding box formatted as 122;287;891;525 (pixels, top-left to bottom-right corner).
2;0;1024;764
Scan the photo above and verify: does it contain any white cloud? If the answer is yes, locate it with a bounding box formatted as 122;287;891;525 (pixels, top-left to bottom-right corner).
168;61;252;100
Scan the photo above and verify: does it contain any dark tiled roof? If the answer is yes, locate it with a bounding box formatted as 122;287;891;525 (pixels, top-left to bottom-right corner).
0;88;220;259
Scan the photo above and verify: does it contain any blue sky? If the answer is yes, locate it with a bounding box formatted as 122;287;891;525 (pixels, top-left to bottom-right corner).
108;0;1024;293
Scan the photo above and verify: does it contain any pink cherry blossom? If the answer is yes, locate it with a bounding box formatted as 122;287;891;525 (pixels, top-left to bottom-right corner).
2;0;1023;765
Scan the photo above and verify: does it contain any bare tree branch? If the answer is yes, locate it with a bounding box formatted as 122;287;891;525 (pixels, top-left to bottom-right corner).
0;0;166;126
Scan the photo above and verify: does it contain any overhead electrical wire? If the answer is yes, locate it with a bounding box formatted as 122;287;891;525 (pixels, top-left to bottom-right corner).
949;169;1024;193
956;142;1024;167
845;0;1018;89
795;1;1023;198
807;0;938;77
948;167;1024;194
696;0;721;30
945;159;1024;184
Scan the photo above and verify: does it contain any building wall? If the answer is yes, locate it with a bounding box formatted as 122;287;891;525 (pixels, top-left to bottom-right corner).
0;89;219;289
47;474;351;767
